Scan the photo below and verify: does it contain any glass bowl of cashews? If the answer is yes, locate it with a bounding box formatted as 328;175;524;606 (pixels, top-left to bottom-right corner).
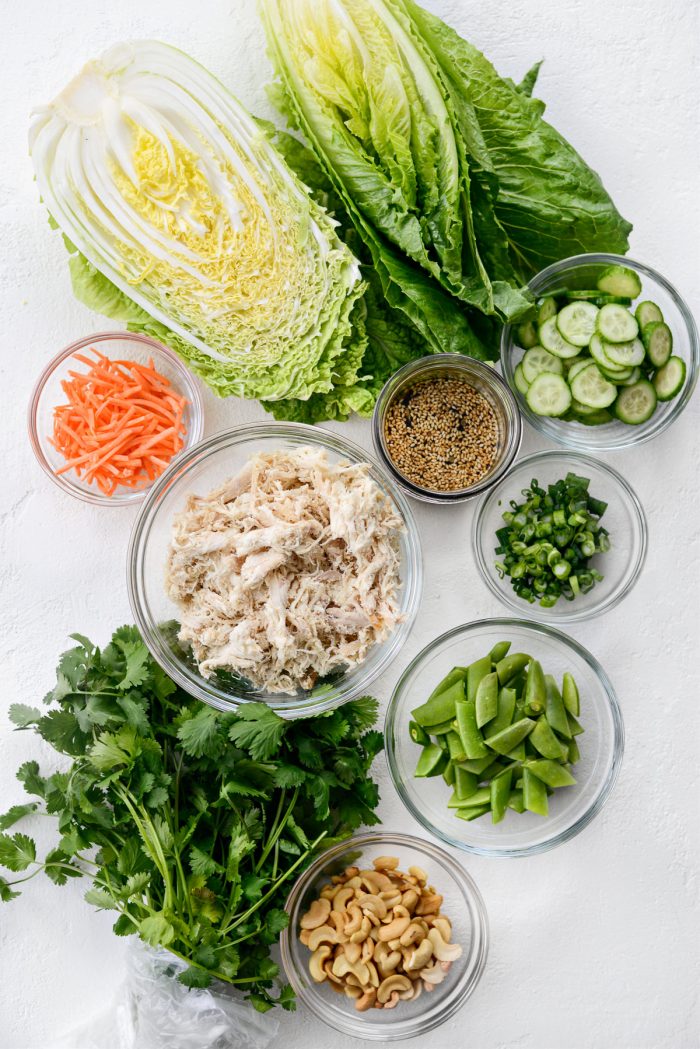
279;831;489;1039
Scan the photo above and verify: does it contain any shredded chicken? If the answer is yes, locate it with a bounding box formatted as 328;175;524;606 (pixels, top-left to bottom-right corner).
165;448;405;693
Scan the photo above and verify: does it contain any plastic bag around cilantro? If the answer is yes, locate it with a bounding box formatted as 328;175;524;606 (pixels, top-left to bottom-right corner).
50;940;280;1049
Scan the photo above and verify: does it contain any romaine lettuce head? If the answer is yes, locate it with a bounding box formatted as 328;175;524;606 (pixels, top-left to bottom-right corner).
29;41;365;403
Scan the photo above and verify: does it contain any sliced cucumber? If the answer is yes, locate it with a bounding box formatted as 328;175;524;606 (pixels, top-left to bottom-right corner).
635;300;664;329
615;380;657;424
567;357;592;381
571;399;599;416
514;362;530;395
526;372;572;417
556;301;599;347
569;363;618;409
619;366;641;386
596;264;642;299
653;356;686;401
537;297;558;326
516;320;539;349
574;408;614;426
539;317;580;359
562;289;632;306
589;333;623;373
521;346;563;383
642;322;673;368
603;337;645;368
596;303;639;343
600;364;633;382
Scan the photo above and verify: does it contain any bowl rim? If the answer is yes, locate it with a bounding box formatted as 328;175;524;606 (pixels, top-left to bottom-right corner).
471;449;648;623
372;353;522;503
500;252;700;451
385;617;625;858
127;421;423;718
27;330;205;507
280;830;489;1040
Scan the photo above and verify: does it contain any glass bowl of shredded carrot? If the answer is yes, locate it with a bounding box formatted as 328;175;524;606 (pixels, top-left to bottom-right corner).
28;332;204;505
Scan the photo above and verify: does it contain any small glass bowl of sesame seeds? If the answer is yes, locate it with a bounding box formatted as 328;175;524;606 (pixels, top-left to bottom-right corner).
372;355;522;504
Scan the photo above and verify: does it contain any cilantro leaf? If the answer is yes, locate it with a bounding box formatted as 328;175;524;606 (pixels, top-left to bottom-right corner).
8;705;41;728
0;877;20;902
0;803;38;831
177;707;223;758
84;887;118;910
37;711;90;756
228;705;286;761
189;846;223;878
16;761;46;798
177;966;212;989
0;833;36;872
139;911;175;947
115;639;150;690
113;914;137;936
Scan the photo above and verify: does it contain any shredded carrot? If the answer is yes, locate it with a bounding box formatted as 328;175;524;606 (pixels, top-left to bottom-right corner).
50;349;189;496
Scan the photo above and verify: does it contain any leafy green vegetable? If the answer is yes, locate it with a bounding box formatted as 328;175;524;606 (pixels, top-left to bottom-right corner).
1;629;383;1009
260;0;631;344
30;41;366;410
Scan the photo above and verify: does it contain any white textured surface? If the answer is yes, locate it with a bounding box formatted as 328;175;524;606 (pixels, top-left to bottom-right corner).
1;1;699;1046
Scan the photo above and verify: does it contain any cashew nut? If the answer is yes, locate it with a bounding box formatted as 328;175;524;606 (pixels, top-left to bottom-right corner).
349;916;372;944
309;945;331;983
343;940;362;965
415;893;443;916
344;903;363;935
328;910;348;939
399;921;425;947
377;974;412;1003
379;915;410;942
374;942;402;977
300;897;331;930
344;866;360;878
373;855;399;871
401;888;419;913
344;983;362;999
332;954;370;985
405;937;433;972
357;893;387;920
361;938;374;964
307;925;342;951
408;865;427;884
427;926;463;962
382;991;400;1010
299;929;311;947
420;960;447;986
431;916;451;942
365;959;380;988
332;886;355;912
354;988;376;1012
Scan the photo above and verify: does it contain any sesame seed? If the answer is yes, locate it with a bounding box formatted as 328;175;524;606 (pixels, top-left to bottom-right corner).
384;376;499;492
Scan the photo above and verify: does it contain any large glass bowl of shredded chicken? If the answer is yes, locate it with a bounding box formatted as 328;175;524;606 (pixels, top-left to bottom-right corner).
128;423;423;717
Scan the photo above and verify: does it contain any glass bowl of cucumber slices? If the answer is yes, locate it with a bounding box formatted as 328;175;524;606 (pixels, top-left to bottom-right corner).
501;253;699;451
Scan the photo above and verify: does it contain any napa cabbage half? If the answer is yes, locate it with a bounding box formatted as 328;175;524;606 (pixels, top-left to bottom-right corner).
29;41;366;405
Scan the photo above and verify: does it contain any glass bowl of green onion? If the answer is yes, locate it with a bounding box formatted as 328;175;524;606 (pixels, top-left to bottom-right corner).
385;619;624;858
500;253;699;451
472;450;647;623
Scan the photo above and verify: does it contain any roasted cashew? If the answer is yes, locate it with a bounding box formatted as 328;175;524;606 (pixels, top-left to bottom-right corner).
308;945;332;983
420;960;446;986
344;902;363;935
307;924;342;951
360;869;394;894
377;974;412;1003
373;856;399;871
343;940;362;965
382;991;400;1010
427;926;463;962
399;921;425;947
301;897;331;930
354;988;376;1012
332;954;370;985
431;916;452;943
379;916;410;942
415;892;443;916
344;983;362;999
401;889;419;913
405;937;433;972
408;865;427;884
361;938;374;964
328;910;347;939
350;915;372;944
332;886;355;912
357;893;387;920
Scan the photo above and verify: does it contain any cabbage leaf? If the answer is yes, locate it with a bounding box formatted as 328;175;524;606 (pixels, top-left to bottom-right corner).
30;41;366;406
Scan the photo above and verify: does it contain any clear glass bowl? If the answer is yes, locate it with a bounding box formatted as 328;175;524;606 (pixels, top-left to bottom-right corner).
501;253;699;451
385;619;624;858
128;423;423;718
372;354;522;503
280;832;489;1040
28;331;204;506
472;450;647;623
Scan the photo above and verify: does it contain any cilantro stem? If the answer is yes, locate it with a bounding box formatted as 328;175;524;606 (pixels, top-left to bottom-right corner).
220;830;327;937
255;788;299;874
164;945;234;985
116;788;175;911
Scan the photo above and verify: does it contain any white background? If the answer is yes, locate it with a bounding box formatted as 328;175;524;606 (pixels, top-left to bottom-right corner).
1;1;699;1046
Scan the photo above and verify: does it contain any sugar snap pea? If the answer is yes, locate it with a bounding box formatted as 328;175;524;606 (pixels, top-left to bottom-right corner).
409;644;583;825
475;671;499;728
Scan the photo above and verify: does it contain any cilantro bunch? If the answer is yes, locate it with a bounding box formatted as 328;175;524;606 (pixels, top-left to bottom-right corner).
0;628;383;1010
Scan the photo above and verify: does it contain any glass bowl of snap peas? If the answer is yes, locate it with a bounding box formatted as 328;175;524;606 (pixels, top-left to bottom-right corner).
472;450;648;623
501;253;699;451
385;619;624;858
